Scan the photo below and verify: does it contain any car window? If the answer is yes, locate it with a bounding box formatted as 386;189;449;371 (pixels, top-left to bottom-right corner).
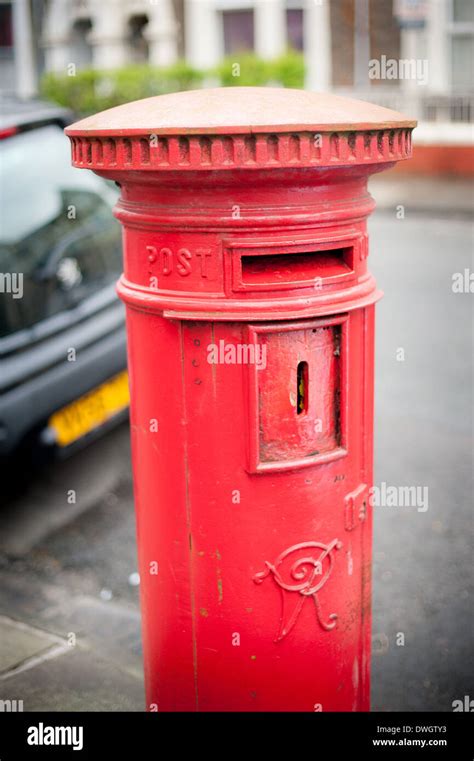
0;124;118;260
0;124;122;338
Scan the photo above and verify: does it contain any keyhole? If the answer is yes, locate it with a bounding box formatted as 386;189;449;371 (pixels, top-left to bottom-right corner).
297;361;308;415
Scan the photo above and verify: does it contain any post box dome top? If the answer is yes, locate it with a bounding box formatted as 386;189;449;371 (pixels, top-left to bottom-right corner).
66;87;416;173
66;87;415;135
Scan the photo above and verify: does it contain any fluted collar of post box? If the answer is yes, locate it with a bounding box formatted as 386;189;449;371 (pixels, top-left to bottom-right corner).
65;87;417;173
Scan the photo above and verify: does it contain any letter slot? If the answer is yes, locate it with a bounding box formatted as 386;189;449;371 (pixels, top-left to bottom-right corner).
234;245;355;292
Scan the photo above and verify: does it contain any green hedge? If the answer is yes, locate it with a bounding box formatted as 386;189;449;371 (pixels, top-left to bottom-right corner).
214;51;305;89
40;62;205;114
40;52;305;116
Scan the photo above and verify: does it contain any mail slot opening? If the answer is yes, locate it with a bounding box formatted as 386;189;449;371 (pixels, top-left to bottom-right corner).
297;361;308;415
239;247;353;290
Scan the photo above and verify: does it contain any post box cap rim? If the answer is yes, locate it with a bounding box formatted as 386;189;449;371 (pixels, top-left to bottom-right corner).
65;87;417;137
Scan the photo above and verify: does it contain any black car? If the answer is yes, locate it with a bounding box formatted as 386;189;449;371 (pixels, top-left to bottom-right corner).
0;98;128;464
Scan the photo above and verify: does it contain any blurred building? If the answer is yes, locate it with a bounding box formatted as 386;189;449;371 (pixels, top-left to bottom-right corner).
41;0;178;70
1;0;179;96
1;0;473;172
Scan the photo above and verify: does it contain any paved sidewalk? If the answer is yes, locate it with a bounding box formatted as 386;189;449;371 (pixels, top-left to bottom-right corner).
370;174;473;216
0;570;143;711
0;424;144;712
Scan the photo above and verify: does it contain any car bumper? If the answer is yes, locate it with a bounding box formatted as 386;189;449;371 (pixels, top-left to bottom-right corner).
0;308;127;456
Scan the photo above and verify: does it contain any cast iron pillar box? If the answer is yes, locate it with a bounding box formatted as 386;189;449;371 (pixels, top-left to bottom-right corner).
66;88;415;712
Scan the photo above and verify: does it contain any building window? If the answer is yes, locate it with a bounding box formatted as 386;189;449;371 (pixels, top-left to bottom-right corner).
128;15;149;63
286;8;303;51
450;0;474;90
222;10;254;55
369;0;400;87
453;0;474;23
0;2;12;48
70;19;93;69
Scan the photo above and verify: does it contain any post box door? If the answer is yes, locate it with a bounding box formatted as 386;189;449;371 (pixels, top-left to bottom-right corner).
245;316;348;473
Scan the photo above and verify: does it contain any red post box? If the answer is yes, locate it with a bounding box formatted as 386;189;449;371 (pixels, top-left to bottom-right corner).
66;88;415;712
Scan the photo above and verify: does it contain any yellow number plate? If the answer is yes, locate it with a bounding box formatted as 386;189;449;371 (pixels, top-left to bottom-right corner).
48;370;129;447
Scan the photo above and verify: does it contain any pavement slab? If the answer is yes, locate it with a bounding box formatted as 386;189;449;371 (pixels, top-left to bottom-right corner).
0;616;67;675
0;648;144;712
